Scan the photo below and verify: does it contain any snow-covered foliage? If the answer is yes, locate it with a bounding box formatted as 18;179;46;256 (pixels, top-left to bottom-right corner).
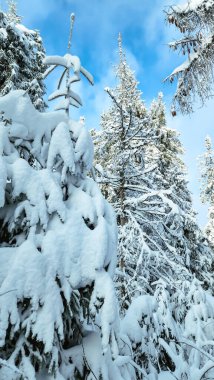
0;27;135;378
200;136;214;247
165;0;214;114
159;279;214;380
43;14;93;116
149;94;213;286
0;5;46;111
93;36;212;305
6;1;21;24
122;278;214;380
92;35;214;378
44;52;93;113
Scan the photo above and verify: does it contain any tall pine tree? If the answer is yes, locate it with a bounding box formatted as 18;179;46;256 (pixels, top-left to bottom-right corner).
149;94;212;285
7;1;21;24
93;35;214;379
200;136;214;247
93;36;212;310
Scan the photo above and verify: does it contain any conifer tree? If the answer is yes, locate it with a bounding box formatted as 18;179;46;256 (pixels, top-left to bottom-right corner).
149;94;212;285
0;17;134;380
0;3;46;111
93;34;159;307
157;278;214;380
93;36;212;311
165;0;214;114
93;36;214;379
7;0;21;24
200;136;214;247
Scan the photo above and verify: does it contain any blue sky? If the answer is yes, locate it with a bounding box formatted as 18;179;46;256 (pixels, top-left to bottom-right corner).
1;0;214;226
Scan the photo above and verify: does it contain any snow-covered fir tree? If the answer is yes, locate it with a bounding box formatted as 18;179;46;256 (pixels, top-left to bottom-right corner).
165;0;214;114
93;36;212;308
92;35;214;379
149;94;212;285
157;278;214;380
7;1;21;24
0;18;136;380
0;3;46;111
122;276;214;380
125;92;214;380
92;34;160;306
200;136;214;247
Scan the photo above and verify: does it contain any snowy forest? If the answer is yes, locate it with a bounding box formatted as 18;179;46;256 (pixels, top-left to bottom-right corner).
0;0;214;379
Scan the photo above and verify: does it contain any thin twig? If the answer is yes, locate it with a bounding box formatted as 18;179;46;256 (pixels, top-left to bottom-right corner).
0;288;17;296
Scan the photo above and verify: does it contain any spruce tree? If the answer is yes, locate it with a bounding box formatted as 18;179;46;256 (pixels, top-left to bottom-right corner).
93;36;212;310
0;3;46;111
149;94;212;285
200;136;214;247
0;18;134;380
157;278;214;380
93;36;214;379
93;34;159;308
7;1;21;24
121;93;214;380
